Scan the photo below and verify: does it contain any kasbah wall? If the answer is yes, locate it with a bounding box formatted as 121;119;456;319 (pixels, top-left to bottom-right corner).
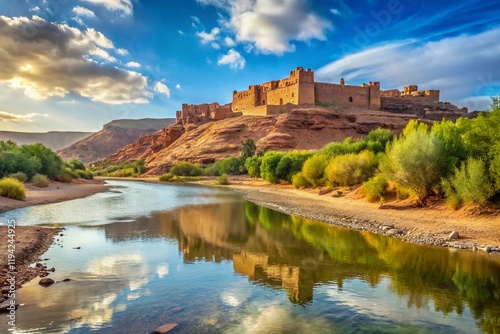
176;66;440;123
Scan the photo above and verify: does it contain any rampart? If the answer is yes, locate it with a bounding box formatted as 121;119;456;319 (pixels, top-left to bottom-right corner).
232;67;381;115
381;85;440;102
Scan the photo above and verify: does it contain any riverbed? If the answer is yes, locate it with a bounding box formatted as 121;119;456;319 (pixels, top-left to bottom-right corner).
1;180;499;333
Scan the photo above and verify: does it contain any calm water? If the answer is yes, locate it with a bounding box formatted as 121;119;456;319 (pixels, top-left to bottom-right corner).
1;180;500;334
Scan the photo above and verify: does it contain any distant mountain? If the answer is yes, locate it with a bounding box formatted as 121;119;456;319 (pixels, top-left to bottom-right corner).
57;118;176;163
0;131;93;151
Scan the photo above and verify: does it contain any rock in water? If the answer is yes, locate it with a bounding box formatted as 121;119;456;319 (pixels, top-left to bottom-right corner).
448;231;459;241
38;278;55;286
154;323;178;333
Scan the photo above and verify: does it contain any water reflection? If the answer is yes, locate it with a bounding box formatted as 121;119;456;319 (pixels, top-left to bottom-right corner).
100;199;500;333
0;181;499;333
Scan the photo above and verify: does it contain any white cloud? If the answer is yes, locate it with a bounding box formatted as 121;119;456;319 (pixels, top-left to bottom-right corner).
330;8;341;16
175;84;181;90
81;0;133;16
0;111;49;122
211;42;221;49
73;6;96;17
191;16;201;27
126;61;141;68
116;48;129;55
0;15;151;104
30;6;40;12
154;82;171;97
178;30;185;35
217;49;246;70
197;27;220;44
225;37;236;46
316;28;500;111
197;0;333;55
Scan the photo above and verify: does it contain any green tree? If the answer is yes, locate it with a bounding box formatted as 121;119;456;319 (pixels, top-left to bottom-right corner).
20;143;64;179
219;156;241;175
302;154;329;187
381;125;446;205
245;157;261;179
325;150;377;187
275;151;312;182
240;138;256;161
67;159;86;171
442;158;494;206
260;151;285;183
431;120;467;175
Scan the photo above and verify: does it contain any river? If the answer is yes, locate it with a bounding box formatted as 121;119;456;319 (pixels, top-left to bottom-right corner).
1;180;499;333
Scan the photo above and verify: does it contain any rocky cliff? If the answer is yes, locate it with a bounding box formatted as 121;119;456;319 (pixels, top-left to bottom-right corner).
58;118;175;163
102;105;462;175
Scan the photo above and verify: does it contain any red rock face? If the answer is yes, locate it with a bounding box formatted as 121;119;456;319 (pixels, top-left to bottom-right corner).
98;103;471;175
58;119;175;163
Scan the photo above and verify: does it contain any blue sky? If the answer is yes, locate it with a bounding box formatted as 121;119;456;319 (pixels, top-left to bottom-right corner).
0;0;499;132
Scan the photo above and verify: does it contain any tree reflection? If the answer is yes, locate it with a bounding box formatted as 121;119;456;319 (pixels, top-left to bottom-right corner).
102;200;500;332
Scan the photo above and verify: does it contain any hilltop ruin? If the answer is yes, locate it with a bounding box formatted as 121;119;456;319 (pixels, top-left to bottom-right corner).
176;66;450;125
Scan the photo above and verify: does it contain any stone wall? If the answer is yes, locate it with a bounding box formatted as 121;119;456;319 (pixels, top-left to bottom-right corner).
314;82;380;109
176;102;235;125
232;67;381;115
382;86;440;103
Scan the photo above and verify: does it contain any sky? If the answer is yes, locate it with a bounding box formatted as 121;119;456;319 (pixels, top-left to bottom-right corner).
0;0;499;132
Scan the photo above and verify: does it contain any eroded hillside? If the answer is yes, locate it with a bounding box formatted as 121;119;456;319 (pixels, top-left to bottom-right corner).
102;105;463;175
58;118;175;163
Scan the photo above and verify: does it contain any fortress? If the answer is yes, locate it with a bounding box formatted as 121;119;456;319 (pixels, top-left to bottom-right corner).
176;67;440;124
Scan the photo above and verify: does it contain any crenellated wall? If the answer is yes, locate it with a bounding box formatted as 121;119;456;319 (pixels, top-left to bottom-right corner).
231;67;381;115
381;85;440;103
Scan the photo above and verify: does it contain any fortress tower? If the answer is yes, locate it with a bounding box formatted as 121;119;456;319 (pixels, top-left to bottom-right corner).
231;67;381;115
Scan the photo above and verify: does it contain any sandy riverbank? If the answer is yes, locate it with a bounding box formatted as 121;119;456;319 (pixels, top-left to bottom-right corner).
0;179;107;297
0;226;63;292
0;179;107;213
214;176;500;251
100;176;500;249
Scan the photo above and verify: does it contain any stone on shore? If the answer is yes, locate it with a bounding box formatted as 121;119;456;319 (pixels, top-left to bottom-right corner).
153;323;178;333
39;278;55;286
318;188;334;195
448;231;459;241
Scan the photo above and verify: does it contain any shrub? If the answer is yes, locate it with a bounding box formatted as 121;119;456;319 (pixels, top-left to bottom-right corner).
9;172;28;183
64;167;78;179
133;159;146;174
260;152;285;184
159;173;174;182
219;157;241;175
275;151;312;182
32;174;50;188
380;125;446;205
107;168;135;177
217;173;229;185
76;169;93;180
170;162;203;176
54;172;73;183
0;177;26;200
302;154;329;187
20;143;64;179
396;188;410;200
291;172;310;189
245;157;261;179
204;161;221;176
325;150;377;187
362;175;388;202
442;157;494;206
67;159;86;171
240;138;256;162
